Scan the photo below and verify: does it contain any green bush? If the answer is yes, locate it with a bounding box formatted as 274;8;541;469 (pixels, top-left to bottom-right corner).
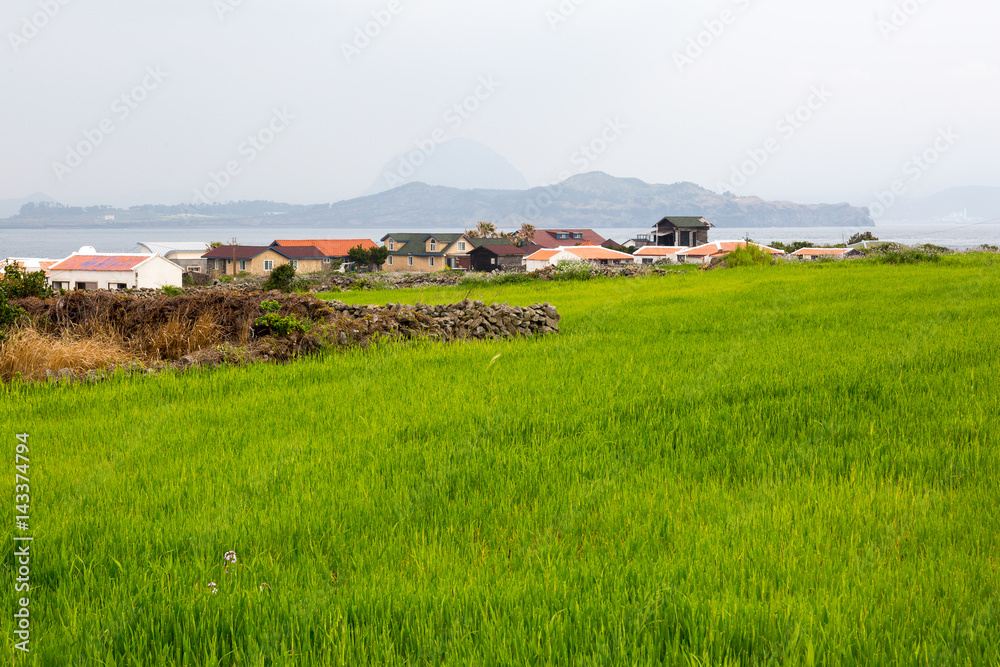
860;243;948;265
722;243;775;268
162;285;183;297
0;262;52;299
254;301;308;336
263;264;297;292
0;292;24;340
551;261;596;281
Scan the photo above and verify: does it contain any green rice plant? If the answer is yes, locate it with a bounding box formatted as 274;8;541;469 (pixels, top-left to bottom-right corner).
4;256;1000;664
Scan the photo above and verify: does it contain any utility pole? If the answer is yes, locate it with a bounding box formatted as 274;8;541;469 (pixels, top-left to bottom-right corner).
231;237;237;276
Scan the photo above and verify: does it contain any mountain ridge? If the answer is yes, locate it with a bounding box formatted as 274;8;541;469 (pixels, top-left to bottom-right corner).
1;173;874;229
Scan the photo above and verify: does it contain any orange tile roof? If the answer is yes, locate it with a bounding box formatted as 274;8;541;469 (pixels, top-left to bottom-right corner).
49;255;150;271
635;246;684;256
272;239;377;257
680;241;784;257
524;249;560;261
563;246;634;260
791;247;852;256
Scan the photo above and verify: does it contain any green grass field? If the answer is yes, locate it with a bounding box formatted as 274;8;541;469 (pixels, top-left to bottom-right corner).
4;256;1000;665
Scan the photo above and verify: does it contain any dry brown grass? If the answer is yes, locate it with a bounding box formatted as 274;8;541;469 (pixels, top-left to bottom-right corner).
0;328;135;382
140;313;223;360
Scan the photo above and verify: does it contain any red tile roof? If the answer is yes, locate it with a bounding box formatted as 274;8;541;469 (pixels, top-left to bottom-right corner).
272;239;377;257
271;245;326;260
524;249;560;261
49;255;150;272
562;246;634;261
532;229;607;246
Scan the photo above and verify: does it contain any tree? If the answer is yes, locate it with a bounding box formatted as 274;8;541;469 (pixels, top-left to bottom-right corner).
508;223;536;247
263;263;296;292
368;246;389;269
347;245;371;267
848;231;879;245
0;262;52;299
467;221;500;239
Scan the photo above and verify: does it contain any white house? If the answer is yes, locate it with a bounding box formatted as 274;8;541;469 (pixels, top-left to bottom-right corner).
677;241;785;265
633;246;685;265
2;258;58;274
790;247;860;261
47;253;183;291
135;242;211;273
523;245;634;272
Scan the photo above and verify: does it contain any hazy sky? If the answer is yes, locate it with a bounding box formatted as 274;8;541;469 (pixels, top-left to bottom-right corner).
1;0;997;208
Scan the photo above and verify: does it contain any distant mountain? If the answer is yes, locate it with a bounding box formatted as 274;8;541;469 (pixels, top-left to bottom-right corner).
364;138;529;195
0;173;874;229
881;186;1000;221
340;172;872;229
0;192;55;219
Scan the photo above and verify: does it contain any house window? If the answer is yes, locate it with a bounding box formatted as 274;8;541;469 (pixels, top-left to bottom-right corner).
429;257;435;268
458;241;466;251
572;233;583;240
323;258;331;264
557;233;569;240
291;260;299;270
429;241;437;252
407;256;413;266
239;260;246;271
388;241;394;251
263;260;274;271
388;256;393;266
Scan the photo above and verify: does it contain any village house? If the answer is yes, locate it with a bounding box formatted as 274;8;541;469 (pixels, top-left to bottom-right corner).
523;244;634;272
468;243;527;272
677;241;785;265
791;247;860;261
633;246;685;265
271;238;378;261
135;242;212;274
381;233;477;272
652;217;713;247
202;245;331;276
47;252;183;291
2;258;58;274
522;229;608;256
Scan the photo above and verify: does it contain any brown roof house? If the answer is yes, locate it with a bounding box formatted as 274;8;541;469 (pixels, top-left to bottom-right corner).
468;243;527;272
203;245;331;276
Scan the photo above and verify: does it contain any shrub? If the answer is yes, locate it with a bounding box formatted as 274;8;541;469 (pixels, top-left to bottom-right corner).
254;300;308;336
0;292;24;340
860;243;948;265
848;231;879;245
162;285;183;297
551;260;597;281
263;264;296;292
0;262;52;300
722;243;775;268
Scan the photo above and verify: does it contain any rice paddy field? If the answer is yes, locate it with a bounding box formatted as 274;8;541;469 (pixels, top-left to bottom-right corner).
4;255;1000;665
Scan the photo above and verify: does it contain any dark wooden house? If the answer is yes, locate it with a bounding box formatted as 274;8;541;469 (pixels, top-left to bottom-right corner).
652;217;713;247
469;243;526;272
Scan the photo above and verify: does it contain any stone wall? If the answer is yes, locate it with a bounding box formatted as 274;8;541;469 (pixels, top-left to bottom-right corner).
324;299;560;343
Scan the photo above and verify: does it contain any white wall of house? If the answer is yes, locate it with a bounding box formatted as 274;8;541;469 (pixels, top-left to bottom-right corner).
49;256;183;290
524;258;553;272
135;255;184;288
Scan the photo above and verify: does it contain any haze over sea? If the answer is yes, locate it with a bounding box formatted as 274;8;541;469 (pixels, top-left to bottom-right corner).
1;219;998;260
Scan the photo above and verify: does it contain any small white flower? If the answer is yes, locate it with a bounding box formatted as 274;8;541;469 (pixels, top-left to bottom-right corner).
224;550;237;564
259;582;271;592
207;582;218;594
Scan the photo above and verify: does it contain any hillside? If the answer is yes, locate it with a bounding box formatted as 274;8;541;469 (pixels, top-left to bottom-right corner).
0;173;874;229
